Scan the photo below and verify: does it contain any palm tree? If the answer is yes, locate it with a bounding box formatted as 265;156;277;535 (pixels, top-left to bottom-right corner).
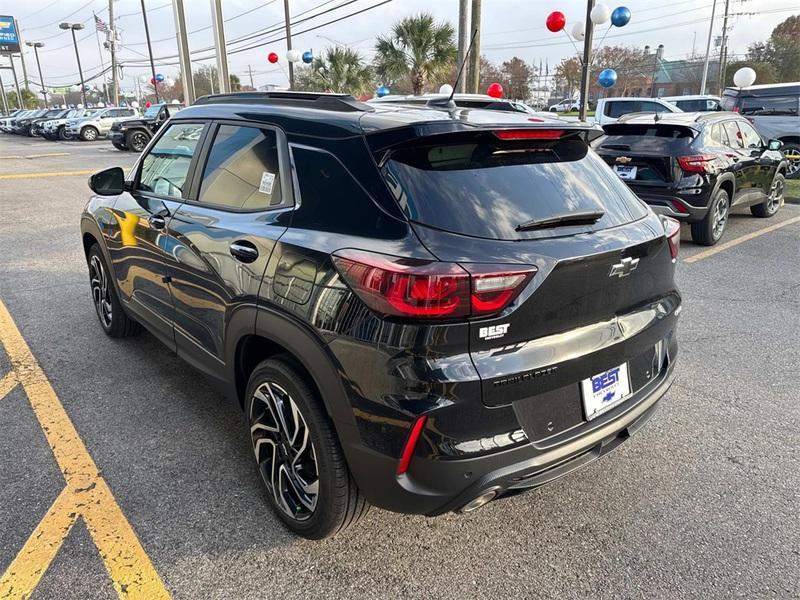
295;47;374;96
374;13;457;96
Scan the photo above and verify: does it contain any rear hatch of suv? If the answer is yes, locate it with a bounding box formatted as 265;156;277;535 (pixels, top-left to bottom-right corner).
373;127;680;438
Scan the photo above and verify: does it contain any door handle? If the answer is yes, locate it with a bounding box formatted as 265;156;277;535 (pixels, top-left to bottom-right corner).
230;240;259;263
148;207;170;229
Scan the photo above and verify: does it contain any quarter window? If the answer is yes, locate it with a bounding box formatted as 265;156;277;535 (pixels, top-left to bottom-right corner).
722;121;744;149
707;123;730;147
137;122;205;199
197;125;283;210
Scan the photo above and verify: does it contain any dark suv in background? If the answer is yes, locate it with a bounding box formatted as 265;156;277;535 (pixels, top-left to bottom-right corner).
721;82;800;179
594;112;787;245
81;92;681;539
109;102;185;152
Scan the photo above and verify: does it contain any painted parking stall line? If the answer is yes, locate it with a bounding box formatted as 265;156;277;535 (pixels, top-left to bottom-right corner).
684;215;800;264
0;170;95;181
0;299;171;600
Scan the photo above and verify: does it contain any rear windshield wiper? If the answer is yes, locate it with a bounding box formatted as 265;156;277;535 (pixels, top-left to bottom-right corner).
515;209;605;232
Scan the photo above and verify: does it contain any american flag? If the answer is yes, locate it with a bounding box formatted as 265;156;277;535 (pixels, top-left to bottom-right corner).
94;14;108;33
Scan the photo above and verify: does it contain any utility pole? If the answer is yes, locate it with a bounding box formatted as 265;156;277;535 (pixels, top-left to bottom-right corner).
210;0;231;93
108;0;119;105
467;0;481;94
14;19;30;94
140;0;160;103
248;64;255;89
578;0;595;121
700;0;718;94
456;0;470;93
283;0;294;89
25;42;47;106
717;0;731;93
172;0;195;103
9;56;23;108
0;70;9;114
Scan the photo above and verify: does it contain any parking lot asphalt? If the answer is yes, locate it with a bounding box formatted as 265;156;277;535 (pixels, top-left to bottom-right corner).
0;135;798;600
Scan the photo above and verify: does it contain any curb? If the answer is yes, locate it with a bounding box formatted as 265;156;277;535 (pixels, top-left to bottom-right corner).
787;196;800;205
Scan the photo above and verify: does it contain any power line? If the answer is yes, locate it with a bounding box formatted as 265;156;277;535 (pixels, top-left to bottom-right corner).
20;0;100;32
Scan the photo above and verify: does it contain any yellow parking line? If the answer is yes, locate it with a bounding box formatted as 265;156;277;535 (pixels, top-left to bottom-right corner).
0;299;171;600
684;216;800;264
0;170;94;181
0;153;70;159
0;372;17;400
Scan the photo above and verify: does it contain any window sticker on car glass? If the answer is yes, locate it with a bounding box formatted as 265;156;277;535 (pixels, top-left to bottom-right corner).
259;171;275;194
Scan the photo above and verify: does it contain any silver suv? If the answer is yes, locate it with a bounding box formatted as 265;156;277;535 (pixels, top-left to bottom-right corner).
65;107;139;141
721;83;800;179
42;108;99;140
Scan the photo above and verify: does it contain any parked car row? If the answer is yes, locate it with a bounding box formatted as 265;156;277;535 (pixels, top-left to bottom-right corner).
0;102;184;152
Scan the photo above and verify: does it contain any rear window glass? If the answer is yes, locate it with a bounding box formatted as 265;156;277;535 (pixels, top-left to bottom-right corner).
596;124;695;153
740;96;798;116
382;137;648;240
672;99;720;111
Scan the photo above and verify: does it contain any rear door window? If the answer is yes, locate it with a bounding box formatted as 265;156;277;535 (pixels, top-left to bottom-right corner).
737;121;763;149
722;121;744;149
137;122;205;199
382;136;648;240
197;124;283;210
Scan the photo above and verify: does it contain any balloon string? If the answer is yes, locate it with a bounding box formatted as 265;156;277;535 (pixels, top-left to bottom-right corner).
561;29;584;64
592;24;614;65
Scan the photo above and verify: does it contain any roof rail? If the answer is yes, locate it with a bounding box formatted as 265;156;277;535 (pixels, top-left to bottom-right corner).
193;91;373;112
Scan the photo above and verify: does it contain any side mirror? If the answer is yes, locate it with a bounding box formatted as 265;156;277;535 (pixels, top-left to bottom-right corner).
89;167;125;196
768;139;783;151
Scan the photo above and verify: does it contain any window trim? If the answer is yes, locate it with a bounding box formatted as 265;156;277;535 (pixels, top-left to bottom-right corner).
132;119;211;202
180;119;295;214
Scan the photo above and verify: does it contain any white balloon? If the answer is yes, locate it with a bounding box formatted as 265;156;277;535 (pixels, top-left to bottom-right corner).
70;85;80;92
571;21;585;40
164;77;175;87
97;101;105;107
733;67;756;88
171;99;180;104
590;3;611;25
131;101;140;108
286;49;301;62
140;75;150;84
439;83;453;95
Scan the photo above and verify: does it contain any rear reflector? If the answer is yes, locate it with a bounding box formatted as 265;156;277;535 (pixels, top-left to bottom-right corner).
677;155;716;174
494;129;564;140
332;249;536;320
397;416;427;475
662;216;681;259
670;199;690;215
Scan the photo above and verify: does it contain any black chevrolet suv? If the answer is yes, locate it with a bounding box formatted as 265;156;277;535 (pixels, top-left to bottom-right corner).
109;102;185;152
594;112;787;245
81;92;681;539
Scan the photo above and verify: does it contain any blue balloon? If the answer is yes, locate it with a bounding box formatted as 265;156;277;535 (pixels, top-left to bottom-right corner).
155;73;165;82
611;6;631;27
598;68;618;88
376;85;390;98
302;51;313;64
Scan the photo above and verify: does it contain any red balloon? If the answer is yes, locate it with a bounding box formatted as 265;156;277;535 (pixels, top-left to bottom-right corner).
145;101;151;108
546;11;566;32
150;78;156;85
487;82;503;98
268;52;279;64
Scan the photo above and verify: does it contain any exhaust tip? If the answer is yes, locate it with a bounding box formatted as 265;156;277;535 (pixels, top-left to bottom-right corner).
461;490;497;513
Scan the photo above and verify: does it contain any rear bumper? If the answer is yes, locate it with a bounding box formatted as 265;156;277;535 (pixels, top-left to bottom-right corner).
629;182;714;222
345;347;676;516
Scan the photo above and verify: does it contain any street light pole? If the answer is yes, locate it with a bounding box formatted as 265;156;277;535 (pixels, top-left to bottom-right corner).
140;0;160;102
60;23;87;106
700;0;718;94
26;42;47;107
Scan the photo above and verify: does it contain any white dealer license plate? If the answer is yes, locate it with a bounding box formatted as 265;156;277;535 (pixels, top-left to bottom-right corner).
582;363;631;420
614;165;637;180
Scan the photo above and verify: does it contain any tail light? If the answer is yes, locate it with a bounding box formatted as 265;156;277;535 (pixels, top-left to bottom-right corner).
332;249;536;320
397;416;427;475
732;106;740;113
677;155;716;174
662;216;681;260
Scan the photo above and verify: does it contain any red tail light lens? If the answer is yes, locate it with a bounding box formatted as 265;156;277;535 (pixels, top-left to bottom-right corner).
494;129;564;140
332;250;536;320
662;216;681;259
397;415;427;475
732;106;740;113
677;155;716;174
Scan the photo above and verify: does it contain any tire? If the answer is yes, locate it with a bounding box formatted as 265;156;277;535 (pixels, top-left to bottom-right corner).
58;126;71;141
691;188;730;246
126;130;150;153
780;143;800;180
751;172;784;218
80;126;99;141
87;244;142;338
245;357;368;539
112;141;128;151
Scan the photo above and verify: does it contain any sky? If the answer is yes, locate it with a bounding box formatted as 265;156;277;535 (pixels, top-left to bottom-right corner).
1;0;798;93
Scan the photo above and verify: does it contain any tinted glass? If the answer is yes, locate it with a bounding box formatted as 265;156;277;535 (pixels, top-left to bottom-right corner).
720;93;737;111
137;122;205;199
640;101;671;113
737;121;763;148
740;96;798;116
723;121;743;148
198;125;282;210
674;99;719;111
383;138;648;240
707;123;730;147
598;124;695;153
291;147;394;237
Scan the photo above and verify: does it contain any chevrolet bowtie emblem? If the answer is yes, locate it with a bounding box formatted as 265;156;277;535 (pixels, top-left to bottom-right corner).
609;257;639;278
615;156;633;164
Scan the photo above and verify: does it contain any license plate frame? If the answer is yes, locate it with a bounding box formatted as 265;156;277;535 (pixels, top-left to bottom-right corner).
614;165;637;180
581;363;631;420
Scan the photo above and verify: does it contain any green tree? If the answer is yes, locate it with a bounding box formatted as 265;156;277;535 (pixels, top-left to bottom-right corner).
295;47;374;95
6;88;38;109
747;16;800;83
500;57;535;101
374;13;456;95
